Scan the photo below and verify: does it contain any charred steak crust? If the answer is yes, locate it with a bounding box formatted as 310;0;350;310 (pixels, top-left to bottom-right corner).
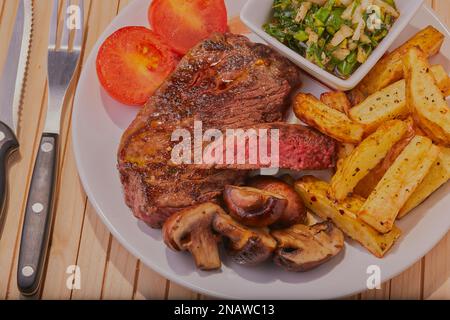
118;33;302;228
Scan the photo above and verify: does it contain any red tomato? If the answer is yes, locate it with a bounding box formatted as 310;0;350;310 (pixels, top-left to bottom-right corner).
96;26;178;106
149;0;228;55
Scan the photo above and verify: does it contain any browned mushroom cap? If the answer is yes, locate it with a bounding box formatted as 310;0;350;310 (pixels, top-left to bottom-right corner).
249;176;307;229
223;185;287;228
271;221;344;272
212;213;277;266
163;202;225;271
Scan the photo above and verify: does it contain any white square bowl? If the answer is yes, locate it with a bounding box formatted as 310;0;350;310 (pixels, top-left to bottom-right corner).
241;0;425;90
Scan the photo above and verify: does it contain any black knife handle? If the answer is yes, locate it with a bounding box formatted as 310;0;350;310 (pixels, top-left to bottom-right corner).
0;121;19;224
18;133;59;296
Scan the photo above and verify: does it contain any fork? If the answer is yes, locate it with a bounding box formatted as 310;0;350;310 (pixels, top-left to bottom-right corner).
18;0;84;296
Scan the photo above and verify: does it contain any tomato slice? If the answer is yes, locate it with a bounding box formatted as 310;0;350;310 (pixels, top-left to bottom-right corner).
149;0;228;55
96;26;178;106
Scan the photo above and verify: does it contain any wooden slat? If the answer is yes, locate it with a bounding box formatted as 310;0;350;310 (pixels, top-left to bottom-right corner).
133;262;168;300
101;238;138;300
0;0;53;299
419;0;450;301
0;0;18;68
70;205;110;300
427;278;450;300
78;0;141;301
390;261;423;300
361;282;391;300
423;233;450;299
66;0;122;300
167;282;199;300
118;0;133;11
40;140;88;300
0;1;6;24
432;0;450;26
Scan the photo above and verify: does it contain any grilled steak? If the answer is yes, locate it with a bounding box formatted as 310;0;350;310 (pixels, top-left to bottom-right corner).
201;122;337;170
118;33;304;228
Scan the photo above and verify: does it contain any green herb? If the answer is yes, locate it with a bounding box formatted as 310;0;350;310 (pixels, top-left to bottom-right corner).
263;0;398;79
383;0;396;8
294;30;309;42
326;8;345;35
338;50;358;77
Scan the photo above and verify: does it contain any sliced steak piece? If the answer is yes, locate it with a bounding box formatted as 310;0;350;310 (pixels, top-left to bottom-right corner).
201;123;337;171
118;33;302;228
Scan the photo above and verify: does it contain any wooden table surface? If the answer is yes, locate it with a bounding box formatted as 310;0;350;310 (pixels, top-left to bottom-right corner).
0;0;448;300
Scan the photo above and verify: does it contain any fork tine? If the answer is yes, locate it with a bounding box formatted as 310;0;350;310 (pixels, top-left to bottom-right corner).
73;0;84;52
60;0;71;50
49;0;58;50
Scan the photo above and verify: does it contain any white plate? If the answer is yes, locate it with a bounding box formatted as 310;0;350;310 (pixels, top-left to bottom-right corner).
72;0;450;300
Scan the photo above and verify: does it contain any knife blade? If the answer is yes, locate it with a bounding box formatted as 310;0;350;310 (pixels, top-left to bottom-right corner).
0;0;33;221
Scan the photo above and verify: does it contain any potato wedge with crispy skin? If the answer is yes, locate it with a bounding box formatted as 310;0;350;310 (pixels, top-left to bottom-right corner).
330;120;409;201
348;26;444;105
295;176;401;258
349;77;449;135
336;143;356;173
294;93;365;144
359;136;439;233
398;147;450;218
430;64;450;97
320;91;352;115
404;47;450;146
349;80;409;133
353;119;416;198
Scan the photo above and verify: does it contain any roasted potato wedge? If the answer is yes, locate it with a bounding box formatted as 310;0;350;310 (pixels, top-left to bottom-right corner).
398;147;450;218
336;143;356;172
348;26;444;105
295;176;401;258
359;136;439;233
349;80;408;133
320;91;352;115
350;76;449;134
330;120;409;201
430;64;450;97
353;119;416;198
294;93;365;144
403;47;450;146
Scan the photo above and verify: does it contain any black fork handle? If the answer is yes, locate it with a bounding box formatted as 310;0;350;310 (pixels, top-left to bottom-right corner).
18;133;59;296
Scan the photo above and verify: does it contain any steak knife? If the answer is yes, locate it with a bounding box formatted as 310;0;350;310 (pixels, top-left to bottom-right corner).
0;0;33;228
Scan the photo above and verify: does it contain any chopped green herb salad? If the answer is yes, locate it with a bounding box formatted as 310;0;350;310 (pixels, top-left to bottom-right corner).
264;0;399;79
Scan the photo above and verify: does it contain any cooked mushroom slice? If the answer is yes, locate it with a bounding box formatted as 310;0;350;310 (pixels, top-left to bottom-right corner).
223;185;287;227
249;176;307;229
213;213;277;266
272;222;344;272
163;202;225;271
